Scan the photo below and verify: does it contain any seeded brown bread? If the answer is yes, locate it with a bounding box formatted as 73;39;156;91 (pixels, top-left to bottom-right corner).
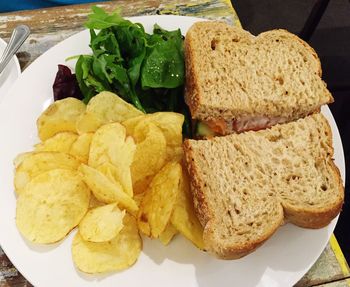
183;113;344;259
184;22;333;124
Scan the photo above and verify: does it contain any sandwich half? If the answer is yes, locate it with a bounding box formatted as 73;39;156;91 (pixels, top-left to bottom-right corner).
183;113;344;259
184;22;333;135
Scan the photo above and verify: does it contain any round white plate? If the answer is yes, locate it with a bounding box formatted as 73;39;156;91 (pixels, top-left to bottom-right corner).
0;37;21;103
0;16;345;287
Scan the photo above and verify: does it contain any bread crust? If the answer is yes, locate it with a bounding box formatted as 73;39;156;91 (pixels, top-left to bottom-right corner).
183;114;344;259
283;160;344;228
184;29;201;120
184;22;334;124
203;209;284;259
183;140;212;227
184;139;284;259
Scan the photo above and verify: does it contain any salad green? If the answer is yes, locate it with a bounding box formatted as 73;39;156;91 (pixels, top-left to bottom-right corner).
73;7;190;135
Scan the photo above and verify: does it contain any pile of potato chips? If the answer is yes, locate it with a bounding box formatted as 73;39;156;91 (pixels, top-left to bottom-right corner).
13;91;204;274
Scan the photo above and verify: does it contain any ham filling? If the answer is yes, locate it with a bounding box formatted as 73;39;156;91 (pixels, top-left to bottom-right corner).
204;115;288;135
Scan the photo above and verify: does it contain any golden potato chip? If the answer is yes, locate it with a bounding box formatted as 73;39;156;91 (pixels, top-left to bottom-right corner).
123;112;184;148
97;162;133;197
88;123;135;196
89;194;105;209
79;203;125;242
167;146;184;163
34;132;78;153
16;169;90;244
13;152;34;169
14;152;81;195
121;116;141;136
137;191;151;237
69;133;93;163
86;91;143;124
133;175;153;195
79;164;138;213
171;170;205;250
88;123;135;169
131;122;167;184
159;223;178;246
72;214;141;273
37;97;86;141
143;112;184;148
137;162;181;238
133;193;144;208
76;112;104;134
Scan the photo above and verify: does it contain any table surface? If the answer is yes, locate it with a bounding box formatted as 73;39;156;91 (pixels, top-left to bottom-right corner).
0;1;349;286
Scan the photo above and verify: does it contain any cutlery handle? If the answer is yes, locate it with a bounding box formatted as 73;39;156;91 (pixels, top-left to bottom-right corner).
0;25;30;74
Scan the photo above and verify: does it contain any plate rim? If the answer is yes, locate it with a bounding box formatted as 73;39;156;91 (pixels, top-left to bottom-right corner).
0;37;22;95
0;37;21;73
0;15;346;287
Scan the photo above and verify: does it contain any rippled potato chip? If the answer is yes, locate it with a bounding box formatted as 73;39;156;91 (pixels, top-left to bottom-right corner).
137;193;151;237
34;132;78;154
133;175;153;195
72;214;142;273
159;223;178;246
133;193;144;208
16;169;90;244
131;122;167;184
88;122;127;168
79;203;125;242
97;162;133;197
13;152;34;169
142;112;184;148
76;92;143;135
14;152;80;195
89;123;135;196
167;146;184;163
37;97;86;141
76;112;104;134
123;112;184;148
79;164;138;213
69;133;93;163
137;162;181;238
87;91;143;124
89;122;135;169
89;194;105;209
171;170;205;250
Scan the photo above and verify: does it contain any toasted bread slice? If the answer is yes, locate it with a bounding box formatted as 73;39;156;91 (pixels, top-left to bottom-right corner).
183;113;344;259
185;22;333;134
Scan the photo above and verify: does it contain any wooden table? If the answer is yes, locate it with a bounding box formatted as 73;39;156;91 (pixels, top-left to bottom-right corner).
0;1;348;286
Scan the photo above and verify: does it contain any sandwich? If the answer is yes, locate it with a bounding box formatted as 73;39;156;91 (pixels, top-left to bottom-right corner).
183;113;344;259
184;22;333;135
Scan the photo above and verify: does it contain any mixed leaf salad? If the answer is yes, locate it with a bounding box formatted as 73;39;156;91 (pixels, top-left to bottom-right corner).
53;7;191;136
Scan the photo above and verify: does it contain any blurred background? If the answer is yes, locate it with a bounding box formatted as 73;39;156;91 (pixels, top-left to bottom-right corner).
233;0;350;260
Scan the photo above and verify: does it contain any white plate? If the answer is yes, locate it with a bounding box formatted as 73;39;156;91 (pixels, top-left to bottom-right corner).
0;16;345;287
0;38;21;102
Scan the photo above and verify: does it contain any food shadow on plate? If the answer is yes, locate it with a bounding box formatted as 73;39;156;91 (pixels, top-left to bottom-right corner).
75;265;113;282
143;222;331;287
196;223;331;287
24;238;60;253
142;234;266;287
22;229;73;253
141;234;205;264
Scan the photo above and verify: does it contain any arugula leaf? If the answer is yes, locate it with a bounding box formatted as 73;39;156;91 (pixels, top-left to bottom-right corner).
141;40;184;88
85;6;124;30
74;7;192;135
75;55;95;103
